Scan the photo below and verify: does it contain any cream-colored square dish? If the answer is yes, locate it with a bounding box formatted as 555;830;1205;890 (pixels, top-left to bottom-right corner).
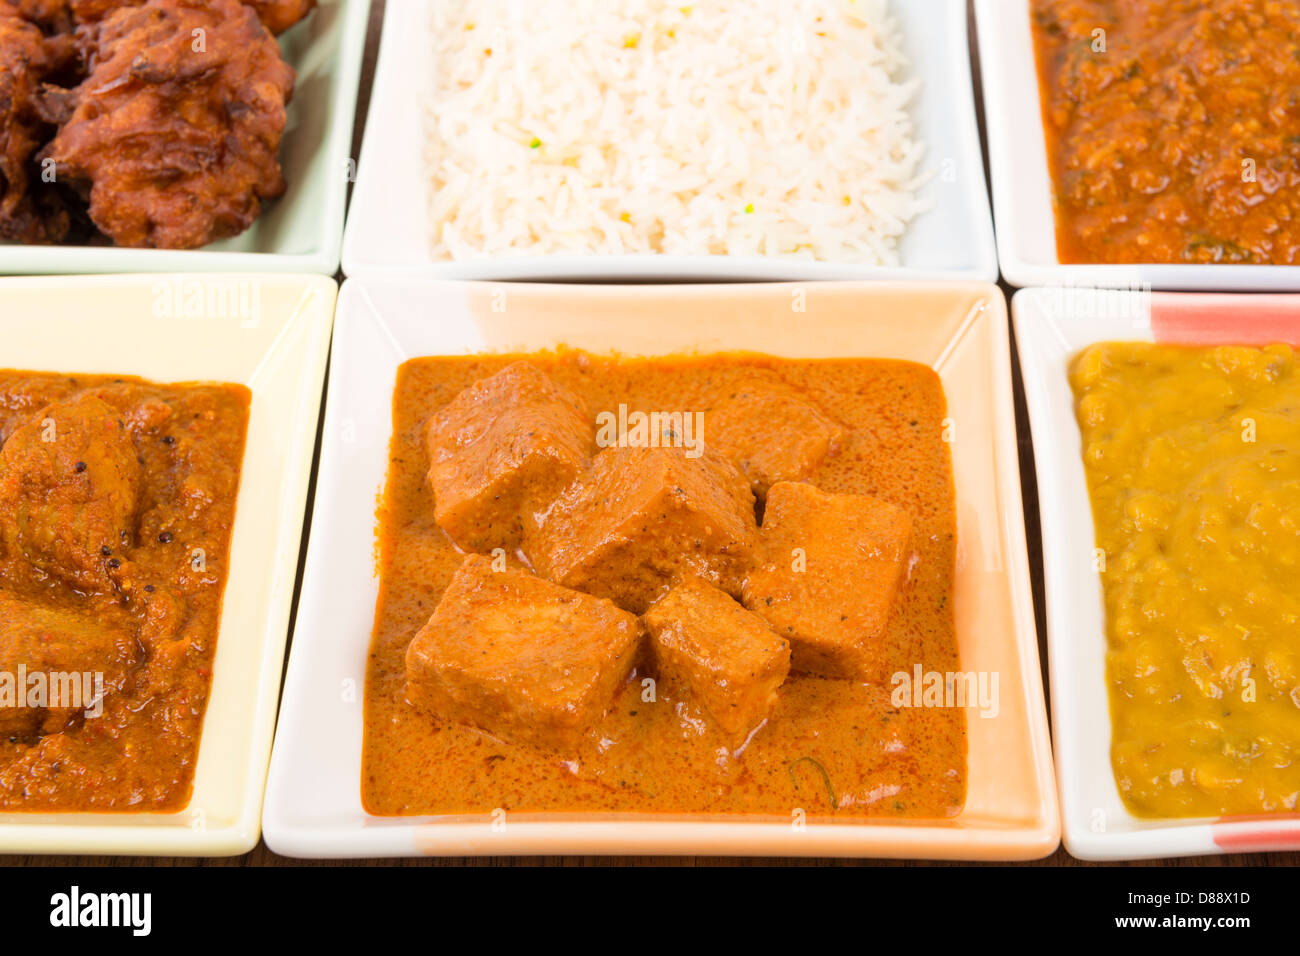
0;273;335;854
263;278;1057;859
0;0;370;276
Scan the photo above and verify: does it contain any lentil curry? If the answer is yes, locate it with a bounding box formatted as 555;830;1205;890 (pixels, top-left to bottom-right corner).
363;352;967;818
1072;343;1300;817
0;372;249;811
1031;0;1300;265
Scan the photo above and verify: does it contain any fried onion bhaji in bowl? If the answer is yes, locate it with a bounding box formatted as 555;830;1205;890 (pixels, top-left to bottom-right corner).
1;0;72;32
0;5;75;241
239;0;315;35
67;0;315;34
40;0;295;249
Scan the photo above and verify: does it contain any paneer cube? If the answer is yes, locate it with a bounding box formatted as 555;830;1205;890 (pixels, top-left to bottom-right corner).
697;369;843;497
742;481;913;680
424;362;594;552
645;577;790;737
529;445;758;613
404;554;641;749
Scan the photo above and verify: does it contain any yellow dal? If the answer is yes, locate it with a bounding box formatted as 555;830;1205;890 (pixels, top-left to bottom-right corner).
1071;343;1300;818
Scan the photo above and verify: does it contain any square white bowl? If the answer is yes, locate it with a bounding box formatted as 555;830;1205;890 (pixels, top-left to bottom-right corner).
263;277;1057;859
341;0;996;281
1015;286;1300;860
0;0;371;276
976;0;1300;291
0;273;335;854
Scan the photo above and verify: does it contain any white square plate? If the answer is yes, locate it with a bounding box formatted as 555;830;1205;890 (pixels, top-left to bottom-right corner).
0;273;335;854
0;0;370;276
1015;286;1300;859
341;0;996;281
263;277;1057;859
975;0;1300;291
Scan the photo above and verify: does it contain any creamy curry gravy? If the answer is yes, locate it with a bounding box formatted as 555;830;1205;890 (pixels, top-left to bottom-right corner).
363;352;965;818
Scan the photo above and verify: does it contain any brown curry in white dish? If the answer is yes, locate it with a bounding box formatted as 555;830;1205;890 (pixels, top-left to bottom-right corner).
0;371;249;812
363;351;966;818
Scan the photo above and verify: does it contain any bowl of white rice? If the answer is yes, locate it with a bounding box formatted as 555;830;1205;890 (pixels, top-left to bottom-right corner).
343;0;996;280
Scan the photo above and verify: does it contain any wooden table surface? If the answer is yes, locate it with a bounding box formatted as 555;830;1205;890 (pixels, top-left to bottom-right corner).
4;0;1297;868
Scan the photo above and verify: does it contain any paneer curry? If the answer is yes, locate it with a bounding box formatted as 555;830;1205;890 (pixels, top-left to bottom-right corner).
364;352;967;818
0;372;249;811
1031;0;1300;265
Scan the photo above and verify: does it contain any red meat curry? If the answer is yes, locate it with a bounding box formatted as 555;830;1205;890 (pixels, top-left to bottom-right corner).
1031;0;1300;264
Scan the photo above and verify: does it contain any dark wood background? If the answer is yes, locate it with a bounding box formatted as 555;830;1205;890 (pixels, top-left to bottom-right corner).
3;0;1296;868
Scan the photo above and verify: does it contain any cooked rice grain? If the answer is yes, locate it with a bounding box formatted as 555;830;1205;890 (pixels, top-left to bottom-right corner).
426;0;929;263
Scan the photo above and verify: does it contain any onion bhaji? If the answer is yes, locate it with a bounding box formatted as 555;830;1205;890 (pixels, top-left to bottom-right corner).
242;0;315;35
68;0;315;34
41;0;295;249
1;0;72;33
0;7;74;241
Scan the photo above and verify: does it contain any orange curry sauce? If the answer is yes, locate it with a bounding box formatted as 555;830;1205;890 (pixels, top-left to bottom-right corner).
0;373;249;811
1031;0;1300;264
362;353;966;819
